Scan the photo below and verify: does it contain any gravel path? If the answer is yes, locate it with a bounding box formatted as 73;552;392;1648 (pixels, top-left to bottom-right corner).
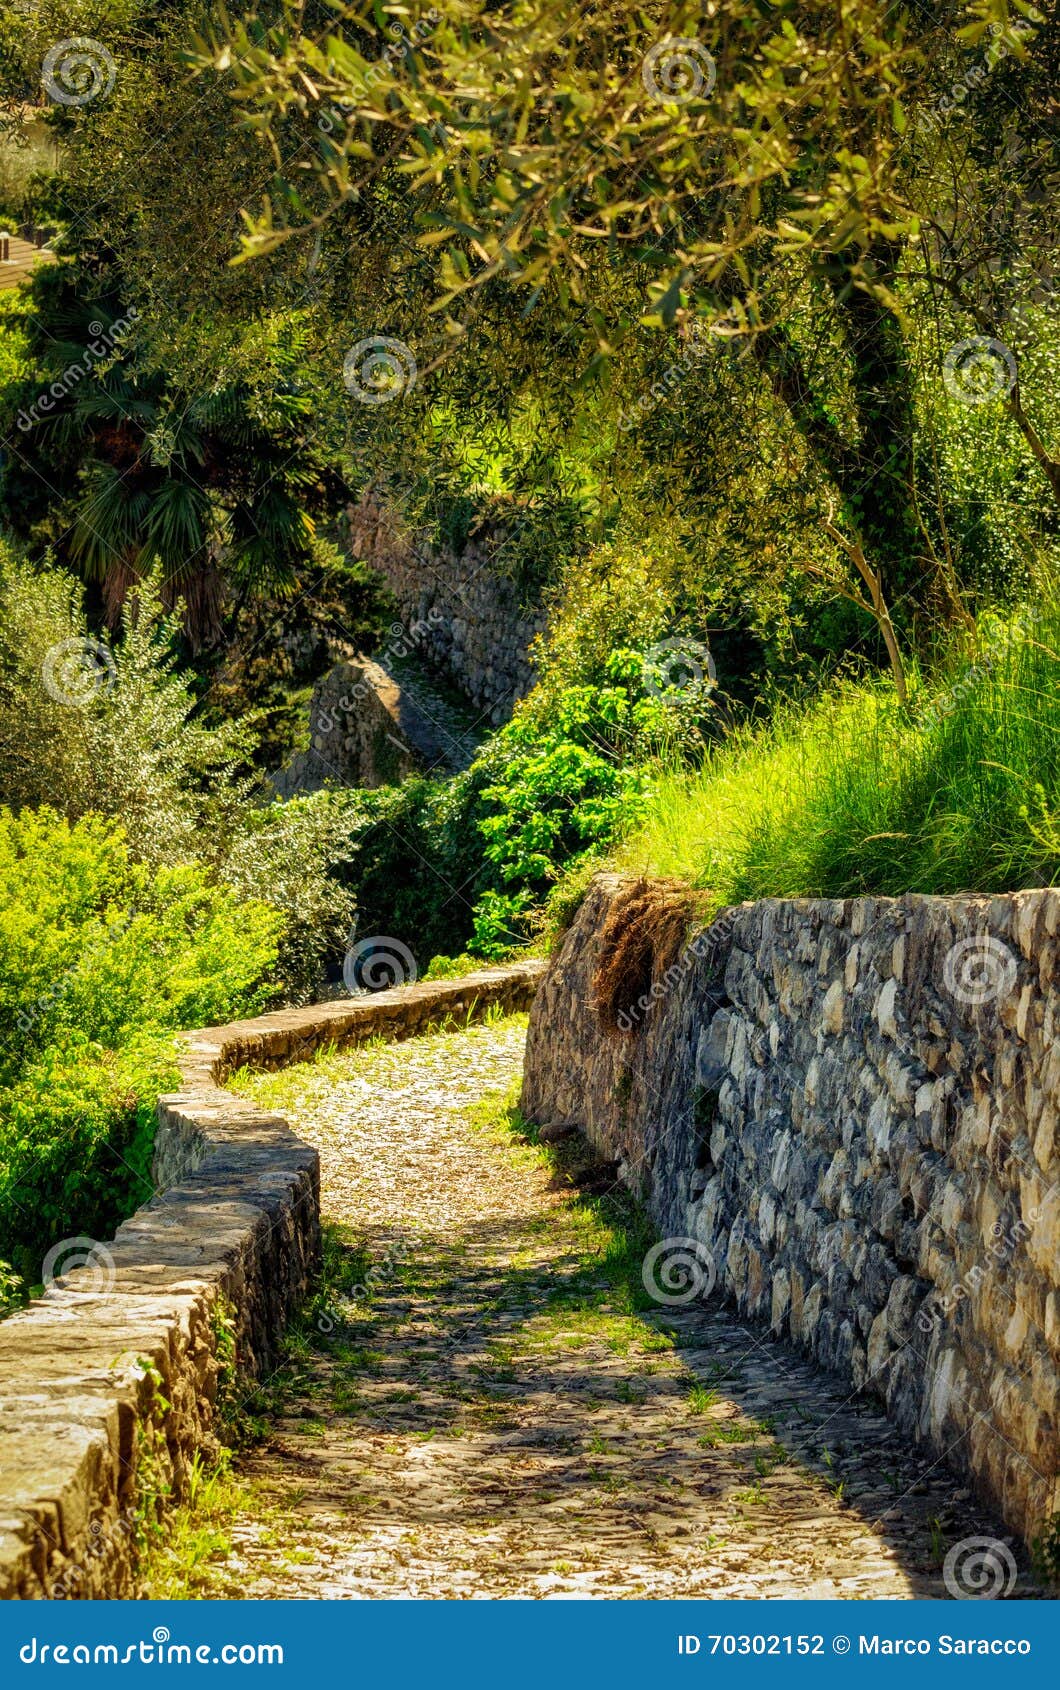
210;1016;1033;1600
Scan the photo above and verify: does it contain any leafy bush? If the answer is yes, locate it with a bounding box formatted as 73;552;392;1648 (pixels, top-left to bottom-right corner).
0;542;359;1001
526;540;678;706
0;546;252;863
339;642;715;961
0;1037;170;1292
336;766;499;968
0;1257;22;1316
220;791;360;1005
0;808;281;1283
422;951;490;980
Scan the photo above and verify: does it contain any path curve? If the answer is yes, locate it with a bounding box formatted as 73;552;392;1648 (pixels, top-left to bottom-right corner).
198;1017;1033;1600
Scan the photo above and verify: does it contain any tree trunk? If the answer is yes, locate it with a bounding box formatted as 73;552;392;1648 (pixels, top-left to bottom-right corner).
749;249;935;632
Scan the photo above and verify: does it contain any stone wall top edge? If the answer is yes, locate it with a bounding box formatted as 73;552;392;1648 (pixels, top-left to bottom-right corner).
582;872;1060;926
177;961;547;1079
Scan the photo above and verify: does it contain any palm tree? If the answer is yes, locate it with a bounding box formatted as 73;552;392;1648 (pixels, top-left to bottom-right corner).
6;269;341;645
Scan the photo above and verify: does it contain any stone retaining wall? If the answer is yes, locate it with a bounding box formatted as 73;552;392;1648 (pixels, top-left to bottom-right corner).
271;655;422;797
522;875;1060;1549
0;962;544;1599
347;494;544;724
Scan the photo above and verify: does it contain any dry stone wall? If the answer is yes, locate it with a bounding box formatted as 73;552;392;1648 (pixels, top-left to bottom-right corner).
272;655;423;796
347;494;544;724
0;962;544;1599
522;875;1060;1549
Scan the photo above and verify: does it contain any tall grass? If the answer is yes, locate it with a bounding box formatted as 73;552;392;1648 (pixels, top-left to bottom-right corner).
619;603;1060;902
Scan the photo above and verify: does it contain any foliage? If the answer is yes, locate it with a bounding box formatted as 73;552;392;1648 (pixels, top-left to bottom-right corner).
0;807;281;1281
0;267;348;642
8;0;1058;702
525;540;678;707
192;0;1060;684
0;544;254;864
0;1036;170;1287
0;809;281;1056
422;952;493;980
619;600;1060;902
0;1256;22;1314
398;440;598;607
473;649;698;949
0;539;366;1000
340;626;715;959
220;791;360;1005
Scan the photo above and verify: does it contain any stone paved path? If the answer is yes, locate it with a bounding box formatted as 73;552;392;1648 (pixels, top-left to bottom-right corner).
387;649;485;772
205;1016;1034;1599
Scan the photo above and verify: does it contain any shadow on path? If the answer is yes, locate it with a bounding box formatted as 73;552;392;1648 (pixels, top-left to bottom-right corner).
216;1018;1039;1600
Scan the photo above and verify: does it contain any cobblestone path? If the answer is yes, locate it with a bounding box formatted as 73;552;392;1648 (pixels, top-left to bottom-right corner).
186;1016;1035;1599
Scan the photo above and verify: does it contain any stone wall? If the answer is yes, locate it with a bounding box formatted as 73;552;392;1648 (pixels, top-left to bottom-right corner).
0;962;544;1598
347;493;544;724
522;875;1060;1548
272;655;423;796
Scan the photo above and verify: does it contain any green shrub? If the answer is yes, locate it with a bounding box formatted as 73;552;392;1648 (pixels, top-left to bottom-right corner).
526;540;678;707
337;765;500;966
220;791;360;1005
0;1037;171;1285
339;644;714;962
0;808;281;1283
0;548;253;864
0;543;359;1002
0;1257;22;1315
422;951;493;980
471;647;714;951
0;809;280;1064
